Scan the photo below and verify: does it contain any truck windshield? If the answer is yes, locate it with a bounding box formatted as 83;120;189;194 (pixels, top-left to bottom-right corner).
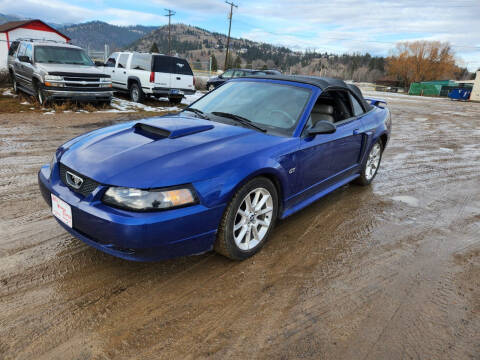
34;46;94;66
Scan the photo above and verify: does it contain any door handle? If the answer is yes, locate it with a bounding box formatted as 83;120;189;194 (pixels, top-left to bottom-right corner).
112;70;115;73
353;129;360;135
176;77;181;80
123;71;126;74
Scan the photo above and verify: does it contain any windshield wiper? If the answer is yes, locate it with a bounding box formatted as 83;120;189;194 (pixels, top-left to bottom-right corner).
211;112;266;132
183;107;210;120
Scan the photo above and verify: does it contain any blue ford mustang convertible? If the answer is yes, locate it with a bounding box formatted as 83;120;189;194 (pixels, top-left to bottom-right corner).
38;75;391;261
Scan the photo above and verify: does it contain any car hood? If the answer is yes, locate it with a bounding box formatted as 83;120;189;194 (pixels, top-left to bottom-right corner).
37;63;105;76
60;115;290;188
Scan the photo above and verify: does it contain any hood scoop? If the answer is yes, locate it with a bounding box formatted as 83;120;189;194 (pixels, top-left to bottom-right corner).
134;121;214;140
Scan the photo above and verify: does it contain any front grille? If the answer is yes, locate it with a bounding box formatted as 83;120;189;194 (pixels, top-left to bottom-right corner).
64;76;101;82
59;163;100;197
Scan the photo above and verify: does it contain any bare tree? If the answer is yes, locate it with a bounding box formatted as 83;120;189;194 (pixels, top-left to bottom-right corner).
387;41;458;89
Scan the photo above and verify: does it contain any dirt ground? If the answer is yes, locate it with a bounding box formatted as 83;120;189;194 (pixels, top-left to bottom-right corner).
0;93;479;360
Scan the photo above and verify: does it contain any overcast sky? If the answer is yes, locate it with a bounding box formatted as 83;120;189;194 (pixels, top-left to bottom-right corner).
1;0;479;70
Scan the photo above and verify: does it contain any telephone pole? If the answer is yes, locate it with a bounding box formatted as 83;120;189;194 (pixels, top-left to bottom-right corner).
165;9;176;55
224;1;238;70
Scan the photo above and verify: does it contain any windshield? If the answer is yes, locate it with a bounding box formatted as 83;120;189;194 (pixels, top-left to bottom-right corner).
190;81;311;135
34;46;94;66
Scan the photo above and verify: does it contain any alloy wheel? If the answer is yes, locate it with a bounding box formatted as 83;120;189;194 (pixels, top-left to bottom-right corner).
365;142;381;180
131;86;139;102
233;187;273;251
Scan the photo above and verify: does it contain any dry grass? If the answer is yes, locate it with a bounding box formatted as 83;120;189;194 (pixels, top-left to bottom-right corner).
0;87;114;114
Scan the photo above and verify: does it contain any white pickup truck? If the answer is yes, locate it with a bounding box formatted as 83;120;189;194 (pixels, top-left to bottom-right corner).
103;52;196;104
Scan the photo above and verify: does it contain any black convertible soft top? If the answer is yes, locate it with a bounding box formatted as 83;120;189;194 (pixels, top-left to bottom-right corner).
243;74;372;110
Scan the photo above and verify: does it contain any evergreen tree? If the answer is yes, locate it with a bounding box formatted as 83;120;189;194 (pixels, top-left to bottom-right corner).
211;54;218;72
233;55;242;68
150;42;159;53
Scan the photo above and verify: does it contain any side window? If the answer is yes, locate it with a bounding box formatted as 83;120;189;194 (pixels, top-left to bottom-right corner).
233;70;246;78
172;59;193;75
130;53;151;71
105;57;116;67
16;43;26;58
117;54;129;68
222;69;234;78
349;93;364;117
24;44;33;61
8;41;19;56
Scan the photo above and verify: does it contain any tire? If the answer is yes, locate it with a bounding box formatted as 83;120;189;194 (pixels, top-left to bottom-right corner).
215;177;278;260
354;140;383;186
11;73;18;94
129;82;143;103
208;84;215;92
168;96;182;105
34;82;47;106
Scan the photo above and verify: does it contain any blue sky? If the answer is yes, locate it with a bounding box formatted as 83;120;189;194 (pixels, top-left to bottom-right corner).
1;0;479;70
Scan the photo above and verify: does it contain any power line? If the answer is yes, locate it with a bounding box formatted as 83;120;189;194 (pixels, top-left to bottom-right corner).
164;9;176;55
224;1;238;70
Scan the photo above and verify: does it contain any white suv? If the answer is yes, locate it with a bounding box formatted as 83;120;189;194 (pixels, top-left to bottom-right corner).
103;52;195;104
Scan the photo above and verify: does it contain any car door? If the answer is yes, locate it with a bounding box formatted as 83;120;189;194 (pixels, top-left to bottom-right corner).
104;53;118;86
170;57;194;92
13;43;27;87
112;53;129;90
295;90;364;201
22;43;35;91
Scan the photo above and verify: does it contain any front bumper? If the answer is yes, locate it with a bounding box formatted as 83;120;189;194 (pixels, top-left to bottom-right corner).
43;88;113;102
38;164;224;261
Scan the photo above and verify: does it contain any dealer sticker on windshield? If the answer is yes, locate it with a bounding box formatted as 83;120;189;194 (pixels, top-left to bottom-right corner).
51;194;72;228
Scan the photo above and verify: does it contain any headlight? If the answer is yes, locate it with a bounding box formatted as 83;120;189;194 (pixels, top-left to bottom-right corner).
50;152;57;176
45;75;64;81
102;186;197;211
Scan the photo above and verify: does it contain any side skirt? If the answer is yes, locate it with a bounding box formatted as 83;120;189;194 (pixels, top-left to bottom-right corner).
280;174;360;219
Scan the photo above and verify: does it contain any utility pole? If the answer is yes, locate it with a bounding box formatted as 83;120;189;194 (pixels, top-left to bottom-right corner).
224;1;238;70
165;9;176;55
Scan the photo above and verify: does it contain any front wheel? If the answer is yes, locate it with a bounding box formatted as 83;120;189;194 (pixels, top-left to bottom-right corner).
354;140;383;186
215;177;278;260
11;74;18;93
35;84;47;106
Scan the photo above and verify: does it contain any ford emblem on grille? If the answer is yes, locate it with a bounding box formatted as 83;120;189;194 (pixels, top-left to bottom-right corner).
66;171;84;189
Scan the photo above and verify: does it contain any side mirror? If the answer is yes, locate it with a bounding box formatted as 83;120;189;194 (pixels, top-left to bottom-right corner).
95;61;104;67
18;55;31;63
307;120;336;136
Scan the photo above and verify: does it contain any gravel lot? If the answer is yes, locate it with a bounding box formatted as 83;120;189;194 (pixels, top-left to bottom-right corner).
0;92;479;359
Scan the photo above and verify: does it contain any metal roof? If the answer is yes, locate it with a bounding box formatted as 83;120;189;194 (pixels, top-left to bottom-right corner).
0;19;70;41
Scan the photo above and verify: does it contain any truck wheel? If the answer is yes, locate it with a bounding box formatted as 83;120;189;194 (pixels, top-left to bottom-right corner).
129;82;143;103
11;74;18;94
168;97;183;105
34;82;47;106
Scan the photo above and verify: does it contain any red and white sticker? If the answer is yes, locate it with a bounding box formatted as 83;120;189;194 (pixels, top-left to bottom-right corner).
51;194;72;228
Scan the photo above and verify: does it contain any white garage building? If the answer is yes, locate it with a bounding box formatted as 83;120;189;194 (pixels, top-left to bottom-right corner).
0;20;70;71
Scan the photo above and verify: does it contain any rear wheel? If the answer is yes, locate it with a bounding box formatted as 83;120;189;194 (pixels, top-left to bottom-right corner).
354;140;383;185
215;177;278;260
168;96;182;104
129;82;143;103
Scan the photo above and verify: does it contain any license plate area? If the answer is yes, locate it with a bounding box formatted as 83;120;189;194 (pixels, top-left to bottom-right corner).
51;194;72;228
169;89;184;96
